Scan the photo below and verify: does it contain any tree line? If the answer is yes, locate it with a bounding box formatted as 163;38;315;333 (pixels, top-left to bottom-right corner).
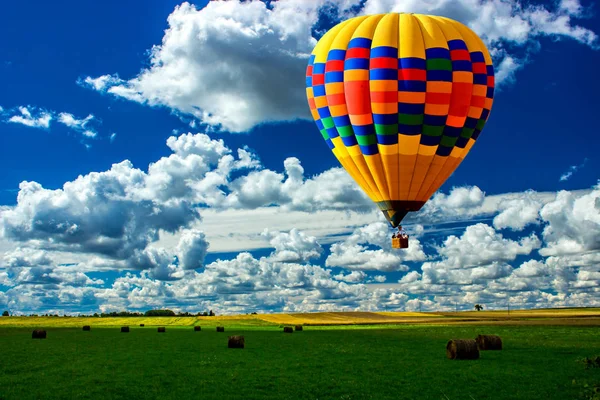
0;309;216;317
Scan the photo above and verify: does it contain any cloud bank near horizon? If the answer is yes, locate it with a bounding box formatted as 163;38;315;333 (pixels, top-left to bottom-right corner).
1;131;598;315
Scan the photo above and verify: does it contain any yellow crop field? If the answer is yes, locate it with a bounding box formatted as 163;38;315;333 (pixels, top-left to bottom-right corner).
259;311;442;325
0;315;272;328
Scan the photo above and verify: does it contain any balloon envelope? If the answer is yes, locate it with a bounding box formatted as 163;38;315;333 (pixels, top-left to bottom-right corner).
305;13;494;226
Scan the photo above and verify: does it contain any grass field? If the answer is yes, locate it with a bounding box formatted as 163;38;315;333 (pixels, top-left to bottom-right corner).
1;325;599;399
1;309;599;399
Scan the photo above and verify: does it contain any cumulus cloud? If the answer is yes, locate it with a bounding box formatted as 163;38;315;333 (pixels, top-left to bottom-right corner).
493;192;543;231
334;271;367;283
81;0;599;132
0;161;199;263
176;229;209;270
539;185;600;256
224;157;371;212
361;0;597;46
326;222;427;272
261;228;323;263
436;223;541;269
2;247;53;268
79;0;326;132
1;127;599;313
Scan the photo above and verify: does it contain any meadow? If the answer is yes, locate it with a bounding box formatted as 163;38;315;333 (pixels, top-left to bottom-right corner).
1;310;599;399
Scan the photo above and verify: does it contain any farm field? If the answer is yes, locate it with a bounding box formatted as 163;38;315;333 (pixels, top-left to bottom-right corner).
2;307;600;328
1;324;599;399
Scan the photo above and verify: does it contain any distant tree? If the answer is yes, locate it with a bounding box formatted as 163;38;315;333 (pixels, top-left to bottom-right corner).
145;309;176;317
209;310;215;316
474;304;483;311
2;311;9;317
202;311;208;316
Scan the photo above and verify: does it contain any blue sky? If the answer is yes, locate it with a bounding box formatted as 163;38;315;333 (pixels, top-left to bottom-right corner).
0;0;599;315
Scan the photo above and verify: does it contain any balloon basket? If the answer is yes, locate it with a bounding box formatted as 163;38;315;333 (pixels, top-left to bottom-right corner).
392;237;409;249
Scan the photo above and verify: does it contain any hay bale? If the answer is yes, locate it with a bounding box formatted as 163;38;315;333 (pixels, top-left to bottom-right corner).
158;327;166;333
446;339;479;360
476;334;502;350
283;326;293;333
82;325;91;331
121;326;130;333
228;335;245;349
140;324;145;327
32;329;47;339
194;326;201;331
216;326;225;332
295;325;303;331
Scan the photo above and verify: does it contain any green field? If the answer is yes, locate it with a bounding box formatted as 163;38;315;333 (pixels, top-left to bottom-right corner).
1;324;599;399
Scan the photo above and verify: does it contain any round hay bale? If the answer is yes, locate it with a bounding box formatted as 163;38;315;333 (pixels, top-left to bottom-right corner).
32;329;47;339
295;325;303;331
140;324;145;327
228;335;245;349
283;326;293;333
194;326;201;331
216;326;225;332
121;326;130;333
476;334;502;350
82;325;91;331
446;339;479;360
158;327;166;333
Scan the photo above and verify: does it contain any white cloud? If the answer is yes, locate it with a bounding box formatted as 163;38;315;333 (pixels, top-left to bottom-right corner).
0;161;199;263
361;0;597;46
7;106;52;128
539;185;600;256
79;0;324;132
81;0;599;132
4;107;103;141
399;270;421;284
57;112;94;129
1;125;599;313
493;192;543;231
176;229;209;270
261;228;323;263
57;112;98;138
494;55;523;84
513;259;549;278
334;271;367;283
2;247;53;268
326;222;427;272
560;158;588;181
436;223;541;269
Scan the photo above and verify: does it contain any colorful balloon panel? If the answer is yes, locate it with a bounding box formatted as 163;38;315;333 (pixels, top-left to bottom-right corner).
306;13;494;227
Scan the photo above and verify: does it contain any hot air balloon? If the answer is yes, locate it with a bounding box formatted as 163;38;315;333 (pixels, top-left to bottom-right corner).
305;13;494;248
